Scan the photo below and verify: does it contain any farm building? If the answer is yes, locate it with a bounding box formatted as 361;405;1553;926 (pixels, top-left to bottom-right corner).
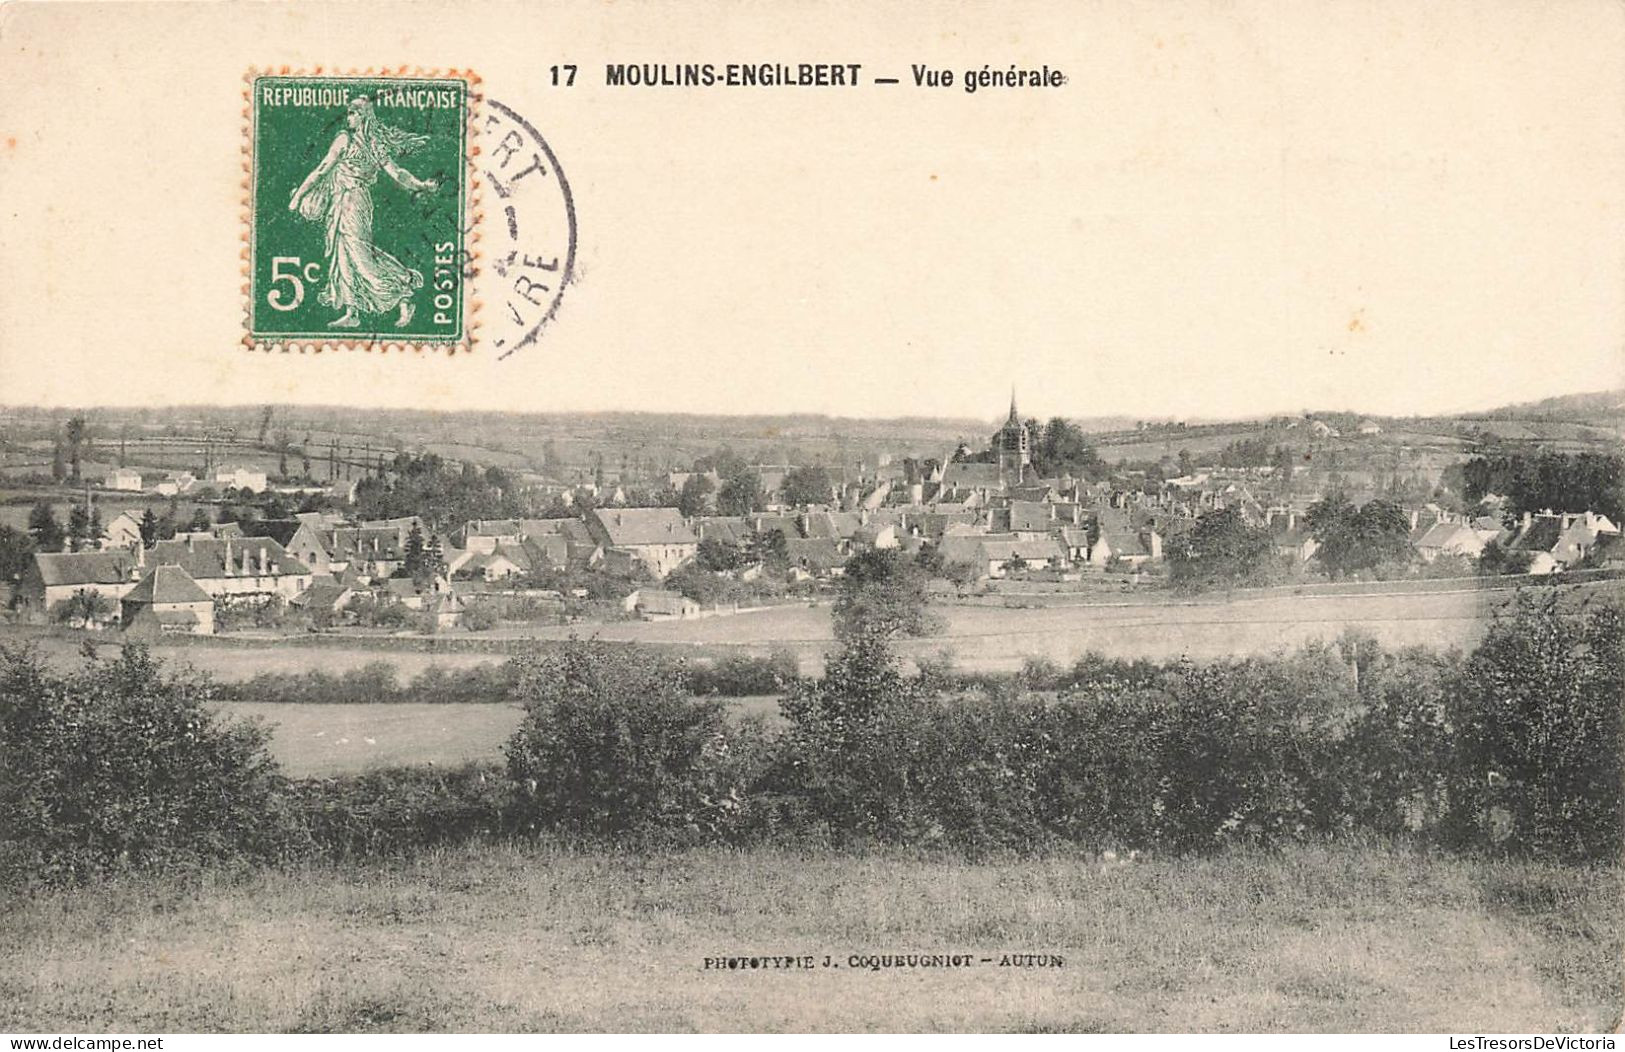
586;507;699;577
120;565;215;636
622;588;701;621
18;549;145;621
213;466;268;492
144;535;312;601
102;510;145;549
152;472;196;496
104;467;143;491
240;518;334;575
1414;521;1487;563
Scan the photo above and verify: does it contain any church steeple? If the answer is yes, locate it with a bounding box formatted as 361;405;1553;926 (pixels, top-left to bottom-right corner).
993;386;1031;484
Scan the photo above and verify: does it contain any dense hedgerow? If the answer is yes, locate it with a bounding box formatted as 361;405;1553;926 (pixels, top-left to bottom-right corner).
753;594;1619;859
215;650;797;705
2;592;1616;888
219;661;521;705
503;640;772;842
685;649;800;697
1442;594;1622;860
0;645;291;883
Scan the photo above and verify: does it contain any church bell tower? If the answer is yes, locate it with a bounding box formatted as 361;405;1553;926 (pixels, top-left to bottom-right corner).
993;388;1030;483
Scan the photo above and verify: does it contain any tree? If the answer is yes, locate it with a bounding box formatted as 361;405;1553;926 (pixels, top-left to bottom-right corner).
1169;506;1275;592
402;521;427;578
780;465;834;508
832;548;943;642
138;509;161;547
0;526;36;584
187;508;212;532
1477;540;1533;576
752;528;789;571
50;441;66;482
697;536;744;572
52;588;115;628
66;504;92;552
505;640;736;838
64;417;87;483
717;468;763;517
1444;595;1622;859
1462;451;1625;523
1272;445;1296;490
913;542;944;575
1177;449;1195;477
27;502;64;553
1307;496;1414;578
0;645;285;882
1032;418;1105;479
677;473;715;517
694;446;748;479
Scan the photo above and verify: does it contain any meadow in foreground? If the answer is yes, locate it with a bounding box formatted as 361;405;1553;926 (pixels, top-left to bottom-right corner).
1;841;1618;1033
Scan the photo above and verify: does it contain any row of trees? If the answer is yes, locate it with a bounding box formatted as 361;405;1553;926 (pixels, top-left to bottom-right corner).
3;585;1617;883
1462;451;1623;523
1169;495;1431;590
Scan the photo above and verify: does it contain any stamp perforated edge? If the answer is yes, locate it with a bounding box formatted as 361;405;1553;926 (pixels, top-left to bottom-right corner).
240;66;484;355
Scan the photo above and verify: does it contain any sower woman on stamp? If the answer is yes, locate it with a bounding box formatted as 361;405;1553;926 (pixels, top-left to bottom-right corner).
289;96;440;329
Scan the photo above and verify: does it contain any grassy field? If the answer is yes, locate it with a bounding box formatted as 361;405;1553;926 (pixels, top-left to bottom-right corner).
1;843;1617;1032
216;702;523;778
10;579;1614;682
215;696;783;777
517;582;1568;670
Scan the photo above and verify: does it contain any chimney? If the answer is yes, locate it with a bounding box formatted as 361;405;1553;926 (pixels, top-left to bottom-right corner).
259;547;269;576
1521;510;1532;530
1287;510;1297;532
223;538;234;575
241;547;252;576
1408;511;1419;529
187;533;195;553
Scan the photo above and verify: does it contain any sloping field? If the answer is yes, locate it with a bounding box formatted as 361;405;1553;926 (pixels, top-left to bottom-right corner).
516;581;1618;671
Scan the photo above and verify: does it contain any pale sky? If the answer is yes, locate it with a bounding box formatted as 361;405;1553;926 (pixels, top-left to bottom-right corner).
1;0;1622;422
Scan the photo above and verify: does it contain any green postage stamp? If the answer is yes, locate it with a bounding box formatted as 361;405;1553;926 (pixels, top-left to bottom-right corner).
245;70;478;352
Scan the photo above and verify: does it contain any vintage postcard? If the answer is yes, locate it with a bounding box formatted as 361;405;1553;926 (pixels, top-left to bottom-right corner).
0;0;1621;1038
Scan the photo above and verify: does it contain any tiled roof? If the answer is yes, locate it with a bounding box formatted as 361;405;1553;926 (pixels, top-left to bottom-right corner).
122;565;211;605
589;507;698;546
940;462;1005;488
695;517;753;546
1509;517;1563;553
32;550;140;587
146;537;309;579
784;538;846;570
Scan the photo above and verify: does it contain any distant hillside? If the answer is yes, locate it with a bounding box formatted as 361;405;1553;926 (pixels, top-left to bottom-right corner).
1466;389;1625;423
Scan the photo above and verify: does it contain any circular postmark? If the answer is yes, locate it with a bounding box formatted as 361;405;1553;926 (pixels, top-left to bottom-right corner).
477;98;577;358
